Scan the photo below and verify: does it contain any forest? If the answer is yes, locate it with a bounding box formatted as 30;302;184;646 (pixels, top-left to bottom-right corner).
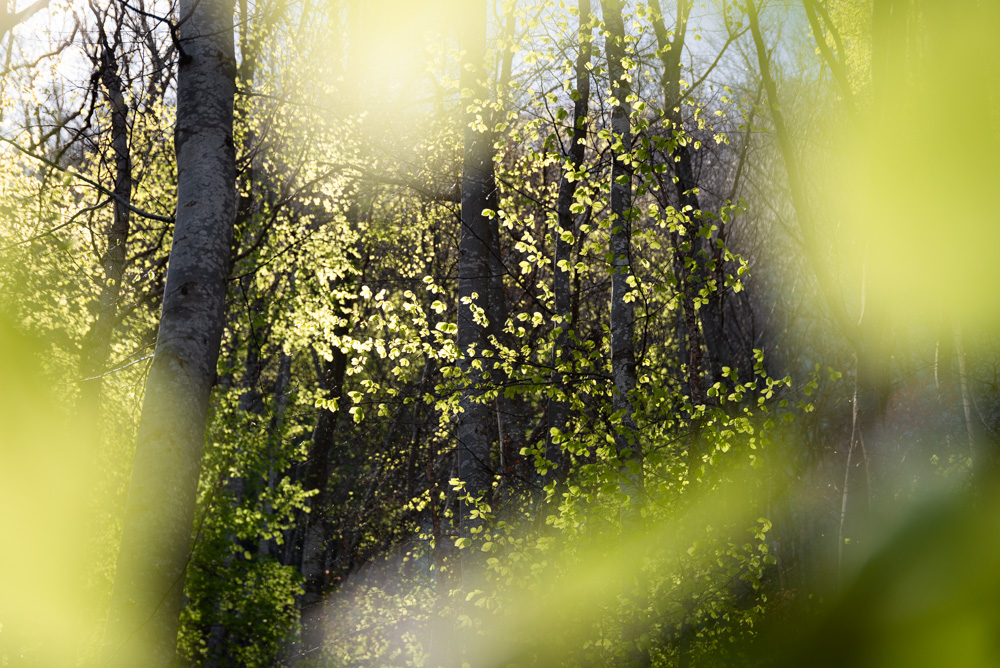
2;0;1000;665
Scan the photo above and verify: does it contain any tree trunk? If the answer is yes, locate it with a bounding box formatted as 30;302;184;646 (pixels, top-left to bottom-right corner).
80;45;132;399
488;6;517;498
547;0;591;480
601;2;648;664
601;0;641;508
204;283;270;666
101;0;237;663
648;0;727;389
298;314;349;657
457;0;496;522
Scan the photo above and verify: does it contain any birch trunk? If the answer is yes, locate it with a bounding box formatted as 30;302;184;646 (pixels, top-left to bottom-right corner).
101;0;237;663
601;0;642;506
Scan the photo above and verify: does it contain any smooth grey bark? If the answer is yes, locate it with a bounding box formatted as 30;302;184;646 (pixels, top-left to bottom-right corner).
546;0;591;480
204;8;271;655
457;0;496;518
101;0;237;664
601;0;642;505
450;10;499;666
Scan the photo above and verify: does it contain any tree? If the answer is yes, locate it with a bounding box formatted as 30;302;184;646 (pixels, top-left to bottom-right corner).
648;0;733;395
456;0;498;534
79;4;133;406
600;2;647;662
101;0;238;663
12;0;1000;664
600;0;641;513
547;0;592;480
0;0;49;40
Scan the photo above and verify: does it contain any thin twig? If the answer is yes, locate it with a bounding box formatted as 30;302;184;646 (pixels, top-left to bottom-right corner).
0;197;111;252
0;135;174;223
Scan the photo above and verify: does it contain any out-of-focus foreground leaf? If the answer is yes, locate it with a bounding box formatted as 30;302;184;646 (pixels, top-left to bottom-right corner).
0;315;101;664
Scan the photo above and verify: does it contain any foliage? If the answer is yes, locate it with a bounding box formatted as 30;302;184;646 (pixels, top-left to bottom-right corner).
2;0;997;665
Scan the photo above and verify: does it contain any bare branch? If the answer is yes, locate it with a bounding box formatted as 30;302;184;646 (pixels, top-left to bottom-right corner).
0;197;112;252
0;135;174;224
0;0;50;39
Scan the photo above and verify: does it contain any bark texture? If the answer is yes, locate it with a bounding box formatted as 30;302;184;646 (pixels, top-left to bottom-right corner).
101;0;237;663
601;0;642;504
